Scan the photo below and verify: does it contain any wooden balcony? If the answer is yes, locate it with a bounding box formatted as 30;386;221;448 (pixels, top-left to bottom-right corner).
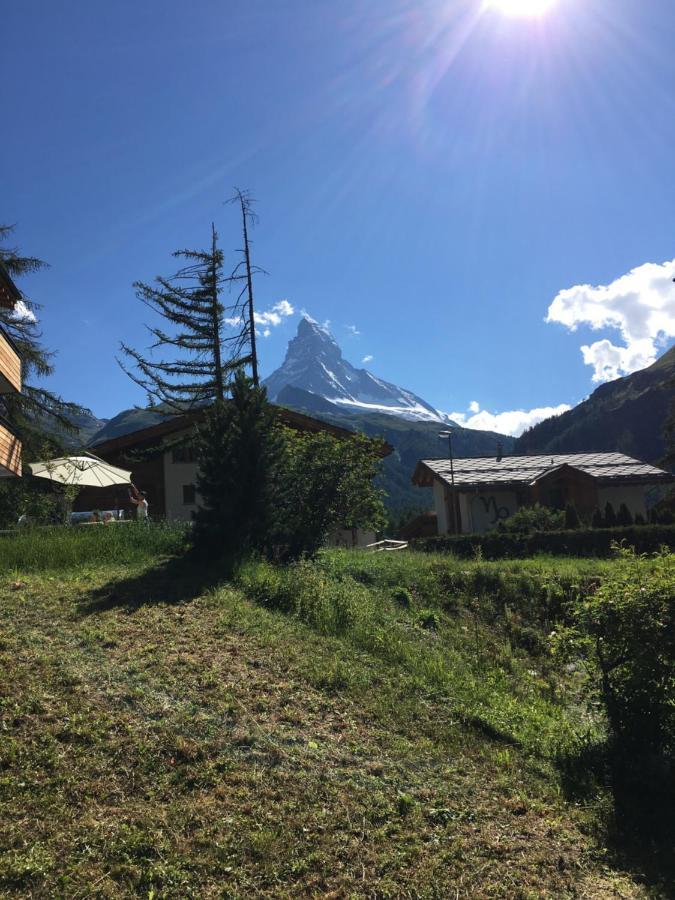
0;419;21;477
0;328;20;394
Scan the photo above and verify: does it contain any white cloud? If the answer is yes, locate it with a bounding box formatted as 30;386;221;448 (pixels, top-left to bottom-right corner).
345;324;360;336
255;299;295;328
362;354;374;364
447;403;571;437
546;258;675;382
226;299;294;338
10;300;36;324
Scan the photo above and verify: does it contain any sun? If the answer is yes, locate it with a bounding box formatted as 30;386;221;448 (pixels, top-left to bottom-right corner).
488;0;557;17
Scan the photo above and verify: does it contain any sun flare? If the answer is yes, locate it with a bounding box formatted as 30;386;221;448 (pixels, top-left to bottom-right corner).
488;0;557;17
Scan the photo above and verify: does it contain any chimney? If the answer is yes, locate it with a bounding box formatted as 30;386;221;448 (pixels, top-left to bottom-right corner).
496;442;503;463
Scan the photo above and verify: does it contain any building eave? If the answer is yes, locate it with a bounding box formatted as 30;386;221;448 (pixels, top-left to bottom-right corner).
91;405;394;459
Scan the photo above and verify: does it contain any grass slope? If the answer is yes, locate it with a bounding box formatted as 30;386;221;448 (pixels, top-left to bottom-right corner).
0;534;652;897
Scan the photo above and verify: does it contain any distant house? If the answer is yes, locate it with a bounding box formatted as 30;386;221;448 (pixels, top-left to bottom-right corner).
80;406;391;546
0;261;22;477
412;451;673;535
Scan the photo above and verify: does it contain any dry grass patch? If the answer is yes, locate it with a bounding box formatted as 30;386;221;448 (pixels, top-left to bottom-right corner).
0;562;647;898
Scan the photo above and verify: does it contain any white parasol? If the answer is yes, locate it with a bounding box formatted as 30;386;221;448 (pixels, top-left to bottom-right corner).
29;455;133;488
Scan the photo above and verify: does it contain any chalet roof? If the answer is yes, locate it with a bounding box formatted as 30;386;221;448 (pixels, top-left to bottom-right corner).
0;260;21;310
91;406;393;458
412;452;673;490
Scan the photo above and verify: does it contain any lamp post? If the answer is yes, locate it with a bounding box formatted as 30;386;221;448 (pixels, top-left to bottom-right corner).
439;429;457;534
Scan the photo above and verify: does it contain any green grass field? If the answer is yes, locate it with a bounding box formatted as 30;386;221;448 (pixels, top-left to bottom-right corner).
0;531;668;897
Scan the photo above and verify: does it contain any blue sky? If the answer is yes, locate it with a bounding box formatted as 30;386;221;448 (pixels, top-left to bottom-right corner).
3;0;675;433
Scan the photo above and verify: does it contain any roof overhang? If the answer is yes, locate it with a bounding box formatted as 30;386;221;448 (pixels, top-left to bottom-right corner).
413;456;674;491
92;405;393;459
0;261;21;310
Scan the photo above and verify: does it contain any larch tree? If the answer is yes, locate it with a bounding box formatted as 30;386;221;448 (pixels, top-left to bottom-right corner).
119;223;251;411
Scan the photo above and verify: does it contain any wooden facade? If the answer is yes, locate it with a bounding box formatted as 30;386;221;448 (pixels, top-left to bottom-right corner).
0;263;23;477
529;464;598;519
0;419;21;477
0;329;21;394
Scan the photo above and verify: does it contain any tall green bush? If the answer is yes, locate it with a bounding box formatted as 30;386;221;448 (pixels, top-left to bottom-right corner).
562;548;675;757
275;430;386;559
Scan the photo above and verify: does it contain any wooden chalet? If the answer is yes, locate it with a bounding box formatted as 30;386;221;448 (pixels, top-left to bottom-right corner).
78;407;391;531
413;451;674;535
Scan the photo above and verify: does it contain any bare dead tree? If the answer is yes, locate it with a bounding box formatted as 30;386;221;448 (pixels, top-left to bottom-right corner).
226;188;266;387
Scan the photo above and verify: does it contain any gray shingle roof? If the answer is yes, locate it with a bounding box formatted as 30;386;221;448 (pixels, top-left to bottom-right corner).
413;452;673;489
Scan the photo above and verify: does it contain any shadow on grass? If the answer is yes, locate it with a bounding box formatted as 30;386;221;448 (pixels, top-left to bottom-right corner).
558;742;675;893
79;551;236;615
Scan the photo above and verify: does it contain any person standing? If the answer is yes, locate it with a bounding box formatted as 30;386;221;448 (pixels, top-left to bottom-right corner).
128;484;149;522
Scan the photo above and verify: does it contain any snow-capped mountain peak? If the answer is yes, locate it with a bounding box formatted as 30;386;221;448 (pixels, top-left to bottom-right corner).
264;316;447;423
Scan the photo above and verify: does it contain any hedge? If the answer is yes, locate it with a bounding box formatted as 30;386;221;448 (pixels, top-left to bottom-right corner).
412;524;675;559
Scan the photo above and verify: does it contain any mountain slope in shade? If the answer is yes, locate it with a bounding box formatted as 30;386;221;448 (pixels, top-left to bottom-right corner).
264;316;446;422
515;344;675;465
88;407;170;445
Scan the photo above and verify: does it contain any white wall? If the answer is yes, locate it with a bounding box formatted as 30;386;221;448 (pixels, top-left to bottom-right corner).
597;485;647;520
458;493;472;534
330;529;377;548
466;490;518;534
433;480;449;534
163;451;200;521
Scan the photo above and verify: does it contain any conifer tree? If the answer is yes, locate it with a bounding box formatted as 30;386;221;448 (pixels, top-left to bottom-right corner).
617;503;633;527
192;371;283;557
119;224;250;411
564;503;580;529
0;224;85;457
604;501;618;528
591;507;604;528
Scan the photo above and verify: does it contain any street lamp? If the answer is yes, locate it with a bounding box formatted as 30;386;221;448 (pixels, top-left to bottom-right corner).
439;429;457;534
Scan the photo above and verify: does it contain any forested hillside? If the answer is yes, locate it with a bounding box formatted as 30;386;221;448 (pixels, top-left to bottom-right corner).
516;346;675;465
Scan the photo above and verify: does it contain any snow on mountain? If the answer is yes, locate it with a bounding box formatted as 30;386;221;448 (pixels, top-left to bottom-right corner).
264;315;448;423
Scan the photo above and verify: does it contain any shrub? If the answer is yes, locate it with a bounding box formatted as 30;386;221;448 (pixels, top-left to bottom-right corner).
498;504;564;534
604;502;617;528
414;525;675;559
617;503;633;527
275;430;386;560
564;504;581;530
561;548;675;759
391;587;413;609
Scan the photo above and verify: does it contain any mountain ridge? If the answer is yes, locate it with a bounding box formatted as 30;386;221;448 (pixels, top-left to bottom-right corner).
515;344;675;465
264;315;448;423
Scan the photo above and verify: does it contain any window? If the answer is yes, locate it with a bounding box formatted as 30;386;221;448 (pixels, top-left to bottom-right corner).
172;445;196;464
182;484;196;505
